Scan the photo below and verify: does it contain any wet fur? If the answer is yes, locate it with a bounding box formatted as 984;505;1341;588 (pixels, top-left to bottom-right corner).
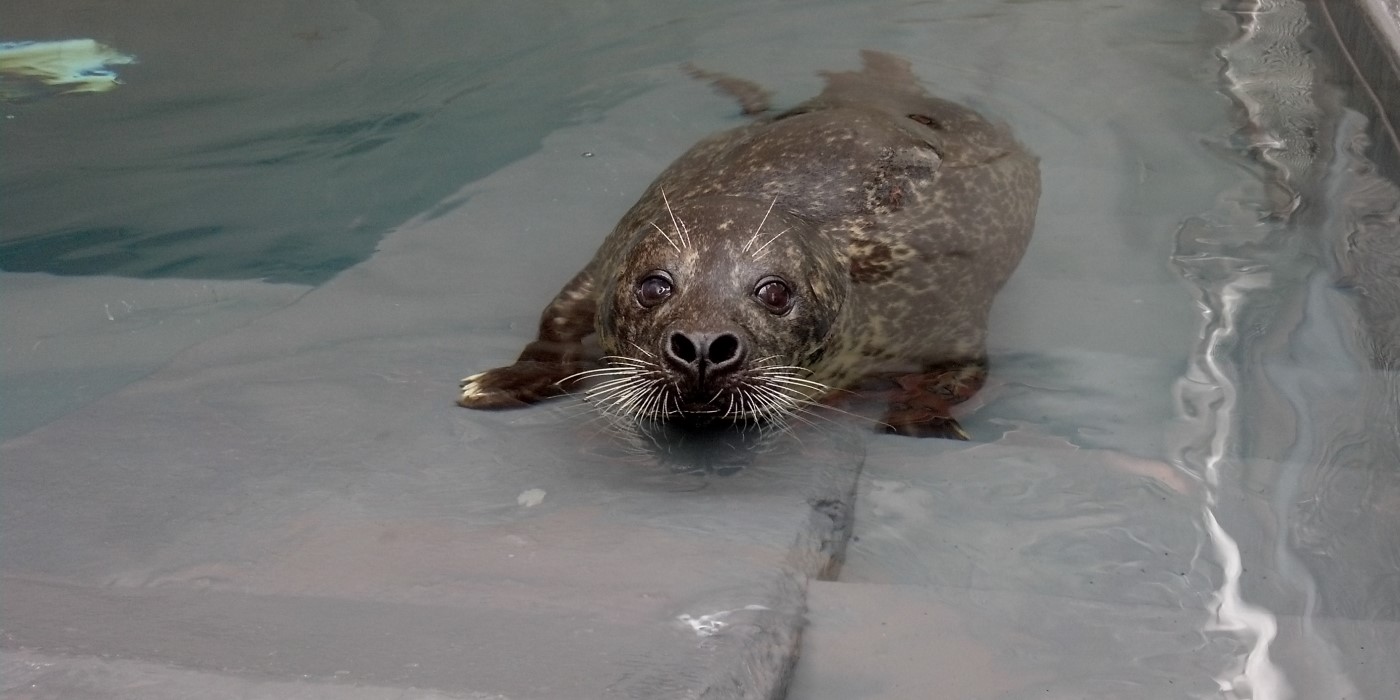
459;51;1039;438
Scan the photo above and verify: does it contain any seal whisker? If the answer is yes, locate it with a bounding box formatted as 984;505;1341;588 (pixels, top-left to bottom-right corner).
626;385;654;421
741;196;781;253
751;389;819;433
587;383;648;407
590;368;655;384
754;378;804;402
566;376;639;397
612;388;654;421
753;367;832;392
757;369;822;380
760;373;828;387
749;354;787;367
556;395;622;424
742;392;782;422
754;368;827;385
730;389;748;426
757;399;807;437
761;376;833;396
564;367;643;379
604;359;655;370
750;227;791;258
794;394;894;432
588;380;655;412
748;383;801;417
613;388;663;425
586;373;651;396
762;373;856;398
622;380;668;423
559;367;645;385
660;189;691;250
579;404;637;434
640;384;671;423
755;372;840;391
588;380;652;403
741;388;766;427
750;375;834;416
775;404;827;436
590;388;645;418
648;221;681;254
749;390;767;427
752;362;814;374
765;394;848;429
566;356;665;393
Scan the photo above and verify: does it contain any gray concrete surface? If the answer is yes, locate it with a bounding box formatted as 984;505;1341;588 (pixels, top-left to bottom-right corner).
791;2;1400;698
792;579;1399;700
0;82;867;699
790;439;1400;699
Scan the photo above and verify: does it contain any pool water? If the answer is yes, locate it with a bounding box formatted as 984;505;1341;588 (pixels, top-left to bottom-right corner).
3;0;1398;697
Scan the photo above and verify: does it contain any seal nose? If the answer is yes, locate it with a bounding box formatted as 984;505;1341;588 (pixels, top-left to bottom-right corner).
665;331;745;385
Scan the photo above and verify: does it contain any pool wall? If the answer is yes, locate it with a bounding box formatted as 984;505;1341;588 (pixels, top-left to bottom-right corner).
1310;0;1400;182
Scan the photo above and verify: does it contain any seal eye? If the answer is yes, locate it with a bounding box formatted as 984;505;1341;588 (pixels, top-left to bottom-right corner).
754;278;793;314
636;274;673;308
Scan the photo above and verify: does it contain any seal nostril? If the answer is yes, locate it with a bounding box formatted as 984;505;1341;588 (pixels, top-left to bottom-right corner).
670;332;698;364
707;333;740;365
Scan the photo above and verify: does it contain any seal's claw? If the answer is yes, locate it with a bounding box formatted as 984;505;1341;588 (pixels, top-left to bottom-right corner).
879;398;971;440
457;362;573;409
880;414;970;440
459;373;483;390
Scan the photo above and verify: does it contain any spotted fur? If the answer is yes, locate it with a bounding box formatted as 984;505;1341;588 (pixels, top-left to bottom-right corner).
459;50;1040;439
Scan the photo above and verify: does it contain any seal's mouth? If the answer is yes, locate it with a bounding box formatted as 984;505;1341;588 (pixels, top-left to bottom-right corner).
571;355;830;429
663;387;735;424
668;379;796;426
675;396;730;421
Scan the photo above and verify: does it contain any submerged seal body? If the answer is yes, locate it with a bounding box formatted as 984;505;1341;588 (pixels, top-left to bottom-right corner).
458;51;1039;438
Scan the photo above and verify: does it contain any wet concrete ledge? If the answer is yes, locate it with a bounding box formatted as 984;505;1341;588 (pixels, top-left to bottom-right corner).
0;71;870;697
1307;0;1400;369
1309;0;1400;181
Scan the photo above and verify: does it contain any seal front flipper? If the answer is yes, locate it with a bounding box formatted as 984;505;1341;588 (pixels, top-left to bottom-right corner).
875;360;988;440
458;270;597;409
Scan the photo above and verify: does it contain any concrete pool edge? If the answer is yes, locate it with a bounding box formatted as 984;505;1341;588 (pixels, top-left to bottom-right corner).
1307;0;1400;371
1309;0;1400;181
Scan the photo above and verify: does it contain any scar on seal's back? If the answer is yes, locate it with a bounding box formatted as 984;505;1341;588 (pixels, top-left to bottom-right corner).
458;50;1039;439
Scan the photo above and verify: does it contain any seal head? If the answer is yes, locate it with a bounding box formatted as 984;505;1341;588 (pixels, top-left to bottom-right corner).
594;195;848;424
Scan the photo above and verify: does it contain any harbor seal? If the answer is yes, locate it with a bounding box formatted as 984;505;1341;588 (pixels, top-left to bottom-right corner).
458;50;1039;439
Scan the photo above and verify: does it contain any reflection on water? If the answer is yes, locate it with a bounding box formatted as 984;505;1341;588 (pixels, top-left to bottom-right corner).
1171;1;1396;696
0;1;714;283
550;400;870;489
579;420;789;478
828;0;1398;697
0;39;136;99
